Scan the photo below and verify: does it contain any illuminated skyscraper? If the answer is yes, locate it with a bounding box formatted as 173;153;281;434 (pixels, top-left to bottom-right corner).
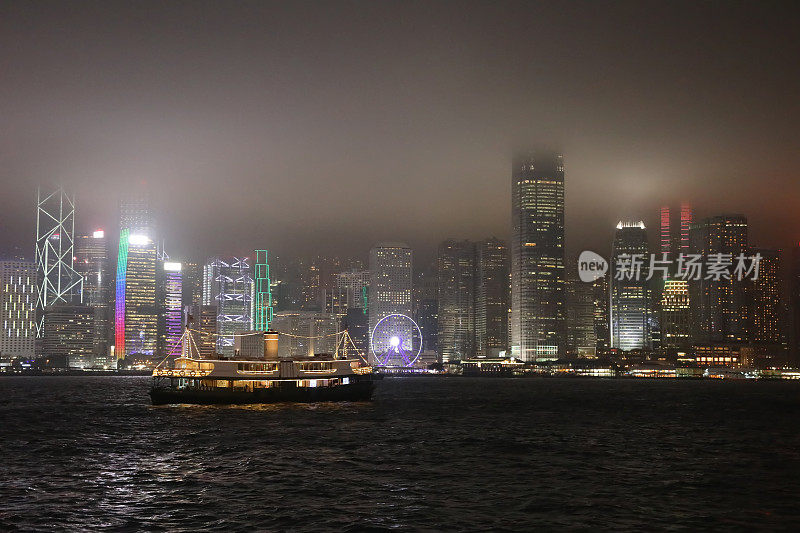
203;256;254;356
413;265;438;355
34;187;83;339
679;203;694;254
75;230;113;367
368;242;413;360
437;240;475;362
566;278;596;357
40;304;94;367
160;262;183;357
689;215;748;343
115;193;158;361
660;279;690;349
660;206;671;254
0;261;37;357
511;152;566;361
610;221;651;351
475;238;509;357
749;248;782;344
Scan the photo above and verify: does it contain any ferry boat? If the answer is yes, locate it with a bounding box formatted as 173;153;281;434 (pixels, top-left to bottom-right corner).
150;330;376;405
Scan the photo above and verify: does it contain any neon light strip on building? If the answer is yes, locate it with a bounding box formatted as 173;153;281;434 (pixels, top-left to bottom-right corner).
115;228;129;359
253;250;273;331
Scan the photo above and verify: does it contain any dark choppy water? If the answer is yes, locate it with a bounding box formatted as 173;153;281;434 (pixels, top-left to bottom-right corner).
2;376;800;531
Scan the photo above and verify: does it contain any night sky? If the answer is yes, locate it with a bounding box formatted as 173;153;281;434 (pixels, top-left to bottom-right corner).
1;1;798;265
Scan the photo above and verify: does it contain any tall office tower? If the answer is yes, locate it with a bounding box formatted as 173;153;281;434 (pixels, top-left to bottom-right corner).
252;250;274;331
749;248;782;344
203;257;254;356
475;238;509;357
688;215;748;343
40;304;94;367
660;279;690;349
34;187;83;339
160;262;183;357
610;221;651;351
74;230;112;367
368;242;413;361
116;233;158;359
413;265;438;355
511;152;566;361
335;270;370;313
181;261;203;310
679;203;694;254
116;192;158;361
566;278;597;357
592;275;610;353
0;261;37;357
437;240;476;362
660;206;671;254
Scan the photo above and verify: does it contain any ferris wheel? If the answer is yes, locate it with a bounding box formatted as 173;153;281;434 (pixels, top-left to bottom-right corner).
370;313;423;367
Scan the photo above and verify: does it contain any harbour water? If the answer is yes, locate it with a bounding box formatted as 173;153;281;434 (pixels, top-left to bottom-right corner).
1;376;799;530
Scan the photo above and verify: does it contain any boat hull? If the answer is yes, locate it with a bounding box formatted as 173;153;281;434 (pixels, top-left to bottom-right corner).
149;379;375;405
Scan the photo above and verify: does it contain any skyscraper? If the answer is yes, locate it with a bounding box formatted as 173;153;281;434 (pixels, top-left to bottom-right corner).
679;203;694;254
74;230;113;367
0;261;37;358
475;238;509;357
34;187;83;339
437;240;476;362
413;264;438;355
203;256;254;356
749;248;782;344
368;242;413;361
660;206;671;254
610;221;651;351
510;152;566;361
566;278;596;357
688;215;748;343
660;279;690;349
115;193;158;361
160;261;183;357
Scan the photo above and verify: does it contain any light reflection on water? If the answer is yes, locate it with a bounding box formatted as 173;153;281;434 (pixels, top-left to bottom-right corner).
1;375;800;530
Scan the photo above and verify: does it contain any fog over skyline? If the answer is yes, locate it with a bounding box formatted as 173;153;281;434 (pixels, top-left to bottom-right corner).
1;1;798;265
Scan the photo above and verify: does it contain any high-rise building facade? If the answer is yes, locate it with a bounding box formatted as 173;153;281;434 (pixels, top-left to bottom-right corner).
660;279;690;349
610;221;651;351
35;187;83;340
0;261;37;358
74;230;113;367
40;304;94;367
510;152;566;361
566;278;596;357
475;238;509;357
368;242;413;361
437;240;476;362
160;262;183;357
203;256;254;356
593;275;610;353
116;233;158;358
413;265;438;355
749;248;782;344
688;215;748;343
115;192;158;361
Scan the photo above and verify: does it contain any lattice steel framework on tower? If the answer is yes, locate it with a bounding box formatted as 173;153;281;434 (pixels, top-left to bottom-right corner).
35;187;83;336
